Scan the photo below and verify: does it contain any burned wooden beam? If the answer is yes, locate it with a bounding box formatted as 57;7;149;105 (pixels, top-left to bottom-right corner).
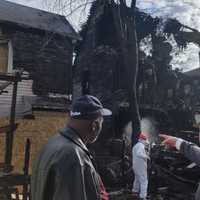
0;72;22;173
0;187;19;200
0;71;22;82
0;163;13;172
22;139;31;200
4;78;19;172
0;124;18;135
0;174;30;187
0;81;11;93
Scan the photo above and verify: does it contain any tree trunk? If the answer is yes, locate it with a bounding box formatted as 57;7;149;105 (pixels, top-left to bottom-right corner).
110;0;140;145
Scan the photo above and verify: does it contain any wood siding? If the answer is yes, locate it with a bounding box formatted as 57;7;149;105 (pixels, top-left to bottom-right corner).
12;31;73;95
0;29;73;117
0;79;35;117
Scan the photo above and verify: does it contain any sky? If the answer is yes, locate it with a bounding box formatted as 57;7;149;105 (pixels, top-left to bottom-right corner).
8;0;200;71
136;0;200;71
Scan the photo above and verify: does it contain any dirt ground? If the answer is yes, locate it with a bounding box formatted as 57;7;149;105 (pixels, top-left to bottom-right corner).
0;111;68;174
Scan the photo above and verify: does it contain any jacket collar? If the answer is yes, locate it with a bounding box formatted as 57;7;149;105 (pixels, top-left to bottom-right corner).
59;126;90;155
139;132;147;140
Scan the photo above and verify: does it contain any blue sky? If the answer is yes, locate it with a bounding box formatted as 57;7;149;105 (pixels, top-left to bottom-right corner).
9;0;200;71
137;0;200;71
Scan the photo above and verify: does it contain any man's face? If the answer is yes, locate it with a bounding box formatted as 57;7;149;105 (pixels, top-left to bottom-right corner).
194;113;200;143
195;113;200;124
89;116;104;143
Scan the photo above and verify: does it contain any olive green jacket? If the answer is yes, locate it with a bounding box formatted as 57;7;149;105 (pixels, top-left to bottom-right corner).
31;127;101;200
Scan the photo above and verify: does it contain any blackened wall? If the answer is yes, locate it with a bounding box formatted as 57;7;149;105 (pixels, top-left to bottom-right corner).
12;31;73;95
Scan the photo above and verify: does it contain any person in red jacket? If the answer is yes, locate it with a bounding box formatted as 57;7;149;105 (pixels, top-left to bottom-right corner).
160;110;200;200
99;177;109;200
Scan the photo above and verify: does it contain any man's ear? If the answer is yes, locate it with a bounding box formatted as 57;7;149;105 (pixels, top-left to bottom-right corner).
91;120;99;132
92;123;96;131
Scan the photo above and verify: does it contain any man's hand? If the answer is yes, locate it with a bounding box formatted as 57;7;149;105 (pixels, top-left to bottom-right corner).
159;134;178;149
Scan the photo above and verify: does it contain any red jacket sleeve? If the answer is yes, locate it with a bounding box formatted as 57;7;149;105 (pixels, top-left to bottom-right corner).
99;177;109;200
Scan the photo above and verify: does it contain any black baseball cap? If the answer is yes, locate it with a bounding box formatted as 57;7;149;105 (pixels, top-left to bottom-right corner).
70;95;112;119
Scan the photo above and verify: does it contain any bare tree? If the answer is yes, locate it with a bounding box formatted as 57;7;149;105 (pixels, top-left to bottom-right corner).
43;0;93;30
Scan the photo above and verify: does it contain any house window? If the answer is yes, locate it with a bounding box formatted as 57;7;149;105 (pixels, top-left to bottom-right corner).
8;41;13;73
0;41;8;73
184;84;191;95
167;89;173;98
0;40;13;73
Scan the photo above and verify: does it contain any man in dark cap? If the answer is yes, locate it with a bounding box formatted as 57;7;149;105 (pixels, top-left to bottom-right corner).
31;95;112;200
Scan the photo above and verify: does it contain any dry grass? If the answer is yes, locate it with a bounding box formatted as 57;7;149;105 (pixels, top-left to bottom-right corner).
0;111;68;174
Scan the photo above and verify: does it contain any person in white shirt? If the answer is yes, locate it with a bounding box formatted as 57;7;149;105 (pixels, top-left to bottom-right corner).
132;130;150;200
132;117;158;199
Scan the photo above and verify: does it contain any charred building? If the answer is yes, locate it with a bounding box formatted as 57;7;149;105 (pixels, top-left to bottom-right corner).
74;0;200;196
0;0;80;117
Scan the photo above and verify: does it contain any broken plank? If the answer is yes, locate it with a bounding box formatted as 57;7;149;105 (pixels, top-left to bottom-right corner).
0;174;30;187
0;71;23;82
0;81;11;91
0;124;18;134
0;163;13;173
